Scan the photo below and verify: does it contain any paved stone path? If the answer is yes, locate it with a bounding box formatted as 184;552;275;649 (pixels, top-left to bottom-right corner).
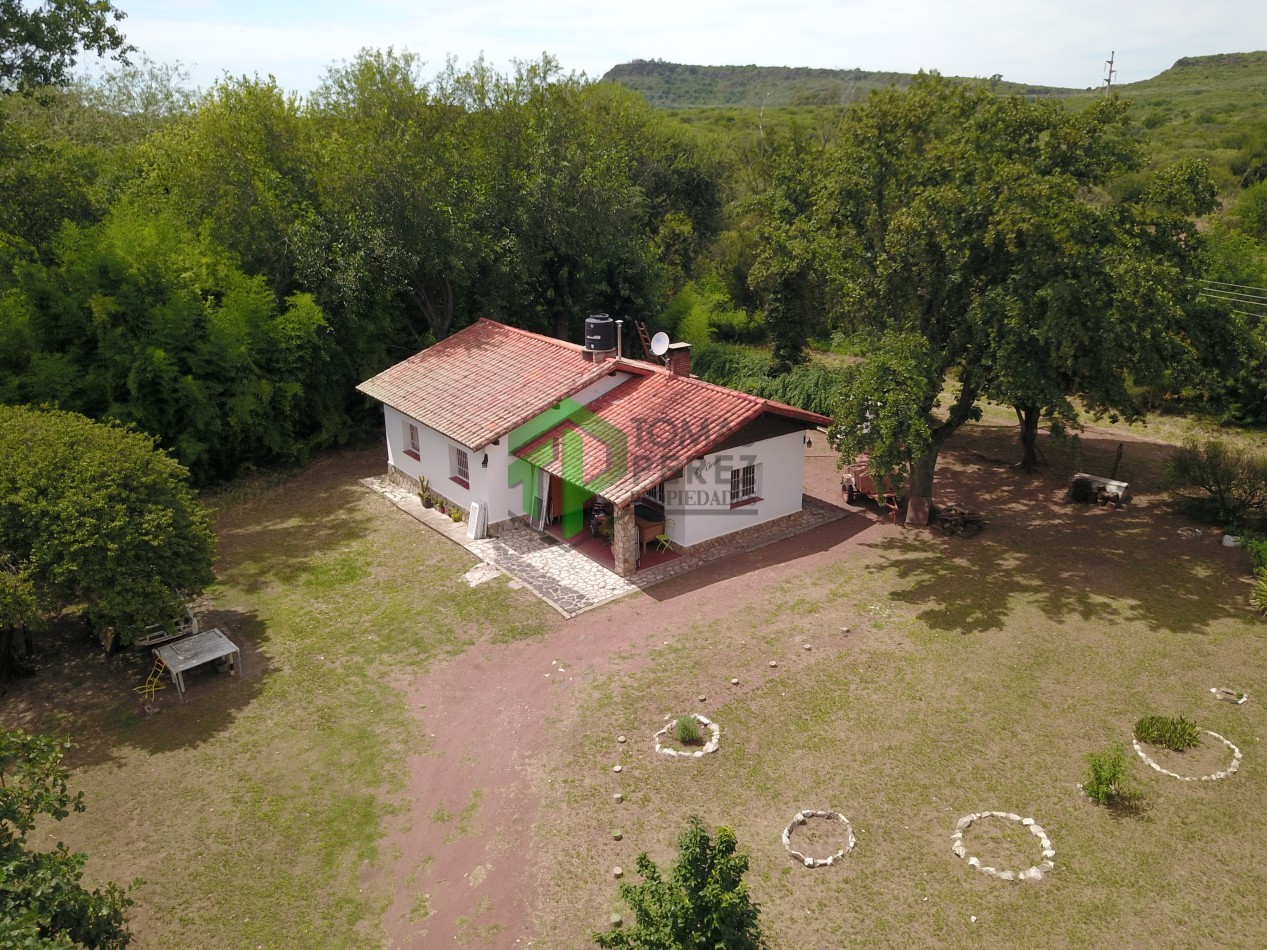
362;476;848;618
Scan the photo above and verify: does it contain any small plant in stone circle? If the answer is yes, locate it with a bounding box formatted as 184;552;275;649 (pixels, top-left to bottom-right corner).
654;714;720;758
673;716;703;746
1134;715;1200;751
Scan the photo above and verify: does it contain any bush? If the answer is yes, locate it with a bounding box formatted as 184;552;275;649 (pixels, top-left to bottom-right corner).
1167;438;1267;529
595;816;764;949
1134;715;1201;751
673;716;702;745
1246;537;1267;573
1252;568;1267;615
1084;743;1136;807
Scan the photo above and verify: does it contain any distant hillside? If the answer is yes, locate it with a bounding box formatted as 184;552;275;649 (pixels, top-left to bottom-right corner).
601;60;1082;109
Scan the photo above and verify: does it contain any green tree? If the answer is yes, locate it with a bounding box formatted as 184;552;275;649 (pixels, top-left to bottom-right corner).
308;48;480;344
595;816;764;950
0;404;214;647
811;78;1214;498
2;204;343;479
0;728;132;947
0;0;132;93
135;75;316;297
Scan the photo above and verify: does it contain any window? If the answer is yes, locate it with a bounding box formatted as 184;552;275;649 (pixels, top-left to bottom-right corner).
451;446;469;488
404;423;420;461
729;463;759;507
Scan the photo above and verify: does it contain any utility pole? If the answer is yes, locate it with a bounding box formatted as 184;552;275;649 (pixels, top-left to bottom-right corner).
1103;51;1116;94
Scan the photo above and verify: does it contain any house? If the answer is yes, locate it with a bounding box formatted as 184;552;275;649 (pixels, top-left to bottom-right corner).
356;318;831;576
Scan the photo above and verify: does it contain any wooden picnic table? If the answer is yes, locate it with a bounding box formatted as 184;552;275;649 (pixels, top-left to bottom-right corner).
154;628;241;702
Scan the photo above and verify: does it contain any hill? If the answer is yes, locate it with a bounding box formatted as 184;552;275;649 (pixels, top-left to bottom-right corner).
604;53;1267;192
601;60;1083;109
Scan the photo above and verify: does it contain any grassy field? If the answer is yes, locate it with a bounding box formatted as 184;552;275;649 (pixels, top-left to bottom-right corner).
3;449;553;948
4;415;1266;947
529;417;1267;947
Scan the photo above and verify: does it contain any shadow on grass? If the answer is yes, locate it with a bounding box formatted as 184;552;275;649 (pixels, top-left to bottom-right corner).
1;608;267;771
211;449;383;595
860;442;1251;636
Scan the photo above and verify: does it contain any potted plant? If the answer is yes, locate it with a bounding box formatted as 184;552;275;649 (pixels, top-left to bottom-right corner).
419;478;434;508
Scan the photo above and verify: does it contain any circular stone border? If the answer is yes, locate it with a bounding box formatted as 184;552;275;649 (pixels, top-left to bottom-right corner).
653;714;720;758
1133;729;1242;782
781;810;855;868
952;812;1054;882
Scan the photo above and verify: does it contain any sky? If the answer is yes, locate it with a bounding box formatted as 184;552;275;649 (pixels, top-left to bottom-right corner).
113;0;1260;96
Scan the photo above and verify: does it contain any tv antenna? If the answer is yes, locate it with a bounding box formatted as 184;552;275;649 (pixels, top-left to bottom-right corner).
1103;51;1116;95
649;332;670;363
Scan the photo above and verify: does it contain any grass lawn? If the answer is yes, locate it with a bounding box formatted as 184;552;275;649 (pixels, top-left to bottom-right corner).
4;414;1266;948
2;448;553;948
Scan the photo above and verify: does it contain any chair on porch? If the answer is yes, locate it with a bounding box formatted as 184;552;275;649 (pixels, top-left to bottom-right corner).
653;519;676;553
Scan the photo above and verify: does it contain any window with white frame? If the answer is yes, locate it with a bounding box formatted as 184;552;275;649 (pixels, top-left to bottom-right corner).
451;446;470;487
729;463;759;506
405;423;421;460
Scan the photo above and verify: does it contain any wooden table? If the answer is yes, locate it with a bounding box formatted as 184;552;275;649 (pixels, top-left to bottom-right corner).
635;516;665;553
154;628;241;702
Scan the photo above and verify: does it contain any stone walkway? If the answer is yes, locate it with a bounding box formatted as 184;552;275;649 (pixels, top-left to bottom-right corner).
362;476;848;618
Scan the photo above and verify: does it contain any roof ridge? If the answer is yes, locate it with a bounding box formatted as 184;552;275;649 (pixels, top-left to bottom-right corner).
477;318;587;354
611;355;828;425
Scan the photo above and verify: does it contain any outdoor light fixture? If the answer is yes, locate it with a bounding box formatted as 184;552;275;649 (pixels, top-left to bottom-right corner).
481;454;489;468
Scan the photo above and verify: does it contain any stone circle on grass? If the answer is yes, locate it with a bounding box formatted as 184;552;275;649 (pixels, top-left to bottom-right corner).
653;714;720;758
1210;687;1249;705
781;810;855;868
1133;729;1242;781
952;812;1054;882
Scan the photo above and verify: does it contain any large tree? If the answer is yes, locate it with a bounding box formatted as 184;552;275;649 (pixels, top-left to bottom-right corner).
0;0;132;92
811;78;1215;501
0;405;214;650
0;728;132;947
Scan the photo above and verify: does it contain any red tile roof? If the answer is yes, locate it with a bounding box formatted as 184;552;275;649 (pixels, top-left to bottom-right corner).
356;319;614;449
358;319;831;502
513;366;830;506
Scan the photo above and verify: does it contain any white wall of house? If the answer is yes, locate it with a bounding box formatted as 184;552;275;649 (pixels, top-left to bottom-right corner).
383;405;476;513
382;370;634;527
663;429;806;547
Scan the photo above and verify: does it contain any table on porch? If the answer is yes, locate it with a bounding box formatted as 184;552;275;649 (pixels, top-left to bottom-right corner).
154;627;241;702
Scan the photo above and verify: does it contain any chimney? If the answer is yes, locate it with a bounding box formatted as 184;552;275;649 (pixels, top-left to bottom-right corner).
667;342;692;377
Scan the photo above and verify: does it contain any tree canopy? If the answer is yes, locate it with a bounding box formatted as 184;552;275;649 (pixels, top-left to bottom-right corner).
595;816;764;950
0;728;132;948
0;404;214;645
780;77;1219;500
0;0;132;93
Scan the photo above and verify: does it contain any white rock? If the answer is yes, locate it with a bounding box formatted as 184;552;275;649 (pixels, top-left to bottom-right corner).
730;677;740;685
1040;860;1055;871
952;844;966;858
970;916;977;923
1005;813;1022;822
612;765;622;773
967;856;980;868
1041;850;1055;859
803;856;814;867
1021;818;1034;826
614;793;623;803
612;866;623;878
999;871;1015;882
956;816;974;831
769;661;778;668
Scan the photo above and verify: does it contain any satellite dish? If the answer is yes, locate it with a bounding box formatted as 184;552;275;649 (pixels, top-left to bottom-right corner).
650;332;670;357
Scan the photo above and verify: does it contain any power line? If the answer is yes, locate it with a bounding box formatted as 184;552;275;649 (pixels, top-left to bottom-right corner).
1199;289;1267;306
1201;279;1267;296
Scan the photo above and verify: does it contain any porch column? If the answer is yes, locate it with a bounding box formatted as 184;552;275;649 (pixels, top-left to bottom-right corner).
612;505;638;577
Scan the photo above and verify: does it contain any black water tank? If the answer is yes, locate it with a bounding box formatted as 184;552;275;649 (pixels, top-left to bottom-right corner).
584;313;616;352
